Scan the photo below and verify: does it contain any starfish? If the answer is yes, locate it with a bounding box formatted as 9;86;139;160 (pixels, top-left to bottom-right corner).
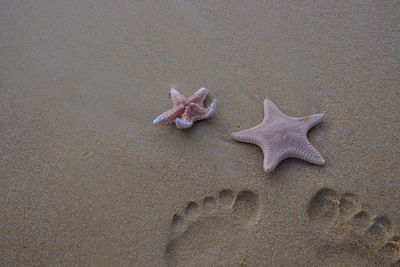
231;98;325;172
153;88;218;129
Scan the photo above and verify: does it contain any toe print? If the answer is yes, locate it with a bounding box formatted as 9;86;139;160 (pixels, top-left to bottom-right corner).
165;189;261;266
233;190;261;227
339;193;362;218
202;196;217;214
381;239;400;263
184;201;200;221
308;188;400;266
352;210;373;231
364;216;396;248
307;188;341;223
170;214;185;237
218;189;235;207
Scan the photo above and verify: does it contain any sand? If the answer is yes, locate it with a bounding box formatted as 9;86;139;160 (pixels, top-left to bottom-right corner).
1;0;399;266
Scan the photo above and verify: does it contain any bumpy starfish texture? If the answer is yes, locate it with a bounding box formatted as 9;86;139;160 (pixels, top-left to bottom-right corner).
231;98;325;172
153;88;218;129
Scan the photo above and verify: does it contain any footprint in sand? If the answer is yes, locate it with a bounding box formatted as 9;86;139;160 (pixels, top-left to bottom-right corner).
307;187;400;266
165;189;261;266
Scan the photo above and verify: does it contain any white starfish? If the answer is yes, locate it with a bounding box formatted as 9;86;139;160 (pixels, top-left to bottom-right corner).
231;98;325;172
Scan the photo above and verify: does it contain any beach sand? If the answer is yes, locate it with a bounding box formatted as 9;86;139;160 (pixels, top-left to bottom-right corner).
1;0;399;266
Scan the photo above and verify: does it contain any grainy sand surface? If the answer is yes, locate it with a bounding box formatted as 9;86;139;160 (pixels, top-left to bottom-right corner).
1;0;399;266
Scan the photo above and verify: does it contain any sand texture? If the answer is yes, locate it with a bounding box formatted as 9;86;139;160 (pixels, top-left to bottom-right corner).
1;0;399;266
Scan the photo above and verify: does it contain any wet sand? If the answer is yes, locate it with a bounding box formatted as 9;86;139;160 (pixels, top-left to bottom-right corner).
1;0;399;266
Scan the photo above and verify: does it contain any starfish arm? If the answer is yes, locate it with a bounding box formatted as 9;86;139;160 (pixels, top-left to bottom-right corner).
153;106;183;125
286;138;325;165
170;88;186;105
298;113;325;132
187;87;209;104
231;126;266;146
175;118;193;129
197;99;218;120
232;128;281;172
262;150;284;173
263;98;291;122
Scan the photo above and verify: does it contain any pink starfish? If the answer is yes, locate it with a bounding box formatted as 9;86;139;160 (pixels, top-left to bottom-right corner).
231;98;325;172
153;88;218;129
